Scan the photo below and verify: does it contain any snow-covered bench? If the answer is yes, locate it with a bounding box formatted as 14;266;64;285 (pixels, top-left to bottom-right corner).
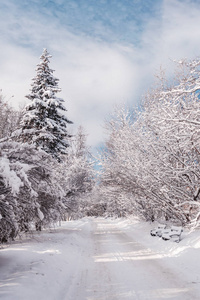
162;226;183;243
150;224;166;237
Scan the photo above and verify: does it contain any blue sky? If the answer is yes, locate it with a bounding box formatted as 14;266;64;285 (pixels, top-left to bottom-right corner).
2;0;161;46
1;0;200;149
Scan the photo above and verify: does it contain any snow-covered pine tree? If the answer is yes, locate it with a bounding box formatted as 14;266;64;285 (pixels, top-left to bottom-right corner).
14;49;72;160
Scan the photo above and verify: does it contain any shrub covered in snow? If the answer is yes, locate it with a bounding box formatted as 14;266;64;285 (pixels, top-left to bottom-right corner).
0;141;65;242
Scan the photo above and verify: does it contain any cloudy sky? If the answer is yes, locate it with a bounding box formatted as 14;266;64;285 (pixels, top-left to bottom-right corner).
1;0;200;150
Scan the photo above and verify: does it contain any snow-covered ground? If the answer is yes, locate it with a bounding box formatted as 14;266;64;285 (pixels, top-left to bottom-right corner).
0;217;200;300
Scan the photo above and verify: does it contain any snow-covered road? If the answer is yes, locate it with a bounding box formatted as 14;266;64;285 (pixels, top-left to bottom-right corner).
0;218;200;300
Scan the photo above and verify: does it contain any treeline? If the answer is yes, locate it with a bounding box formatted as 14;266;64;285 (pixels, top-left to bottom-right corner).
0;49;95;243
2;51;200;242
98;58;200;228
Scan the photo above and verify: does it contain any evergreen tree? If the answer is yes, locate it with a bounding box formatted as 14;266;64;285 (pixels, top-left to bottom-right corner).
14;49;72;160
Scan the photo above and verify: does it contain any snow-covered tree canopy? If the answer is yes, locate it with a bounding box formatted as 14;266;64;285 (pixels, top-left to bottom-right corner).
0;92;20;139
54;126;95;218
0;140;66;242
13;49;72;161
99;58;200;228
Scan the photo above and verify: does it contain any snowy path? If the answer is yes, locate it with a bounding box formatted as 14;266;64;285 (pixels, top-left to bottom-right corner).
0;218;200;300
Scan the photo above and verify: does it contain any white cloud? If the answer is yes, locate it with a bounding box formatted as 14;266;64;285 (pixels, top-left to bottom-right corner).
162;0;200;58
44;40;139;147
1;0;200;150
0;30;139;148
141;0;200;67
0;45;37;105
0;1;140;148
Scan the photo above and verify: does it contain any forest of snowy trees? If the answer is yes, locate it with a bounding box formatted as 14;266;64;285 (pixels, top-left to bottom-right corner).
1;51;200;243
98;58;200;229
0;49;95;243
